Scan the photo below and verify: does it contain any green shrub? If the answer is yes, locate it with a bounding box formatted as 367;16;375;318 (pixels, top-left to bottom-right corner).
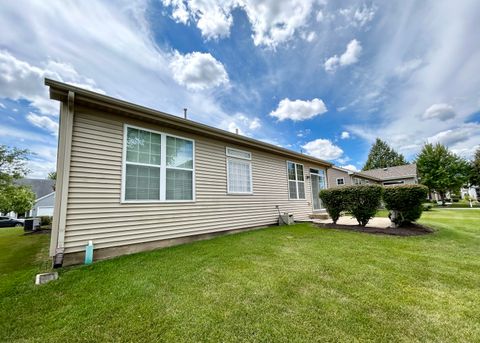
343;185;383;226
423;203;433;211
39;216;52;226
383;185;428;227
319;188;345;224
319;185;383;226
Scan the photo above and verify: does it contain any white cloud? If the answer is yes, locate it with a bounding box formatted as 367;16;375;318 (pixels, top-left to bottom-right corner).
324;39;362;72
302;138;343;160
226;122;244;135
343;1;480;162
249;117;261;130
340;164;358;172
220;113;261;135
422;103;456;121
0;50;103;115
0;1;270;176
426;123;480;146
301;31;316;42
339;5;376;28
324;56;340;73
296;129;311;137
163;0;233;39
270;98;327;121
0;102;5;109
26;112;59;135
340;131;350;139
394;58;423;76
169;51;229;91
162;0;320;48
27;145;58;178
316;11;324;22
340;39;362;66
197;9;233;40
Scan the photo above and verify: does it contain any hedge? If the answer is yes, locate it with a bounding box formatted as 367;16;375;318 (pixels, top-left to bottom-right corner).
383;185;428;227
319;185;383;226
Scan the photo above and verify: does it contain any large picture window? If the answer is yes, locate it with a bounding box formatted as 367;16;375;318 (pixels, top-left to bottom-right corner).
226;147;252;194
123;125;194;202
287;161;305;199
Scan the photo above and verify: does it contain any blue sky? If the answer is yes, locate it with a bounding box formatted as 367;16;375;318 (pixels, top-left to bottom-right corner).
1;0;479;177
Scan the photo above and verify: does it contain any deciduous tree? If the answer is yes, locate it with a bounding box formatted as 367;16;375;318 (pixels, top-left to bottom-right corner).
468;147;480;187
416;143;470;204
0;145;30;186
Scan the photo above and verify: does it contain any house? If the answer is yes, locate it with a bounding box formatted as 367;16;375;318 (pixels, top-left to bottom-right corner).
45;79;332;266
460;186;479;201
359;164;418;186
327;166;381;187
5;178;56;218
31;192;55;217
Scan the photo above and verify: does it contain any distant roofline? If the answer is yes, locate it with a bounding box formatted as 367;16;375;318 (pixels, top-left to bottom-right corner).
360;163;417;181
362;163;417;173
45;78;332;168
330;166;382;181
35;191;55;203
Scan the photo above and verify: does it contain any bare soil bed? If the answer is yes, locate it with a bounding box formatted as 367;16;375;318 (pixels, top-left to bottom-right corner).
315;222;434;236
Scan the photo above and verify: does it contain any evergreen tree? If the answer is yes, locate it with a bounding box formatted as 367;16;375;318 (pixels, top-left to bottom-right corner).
416;143;470;204
362;138;408;170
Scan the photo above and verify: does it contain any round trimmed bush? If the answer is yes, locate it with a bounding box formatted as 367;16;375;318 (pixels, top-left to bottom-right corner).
343;185;383;226
320;185;383;226
383;185;428;227
319;188;345;224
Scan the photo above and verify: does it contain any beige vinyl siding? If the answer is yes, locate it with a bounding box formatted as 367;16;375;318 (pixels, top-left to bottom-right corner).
327;168;352;187
63;108;325;253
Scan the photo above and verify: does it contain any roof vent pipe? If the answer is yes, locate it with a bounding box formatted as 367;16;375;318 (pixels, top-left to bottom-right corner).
183;108;187;119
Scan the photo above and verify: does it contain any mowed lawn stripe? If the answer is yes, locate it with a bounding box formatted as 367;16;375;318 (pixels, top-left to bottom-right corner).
0;209;479;342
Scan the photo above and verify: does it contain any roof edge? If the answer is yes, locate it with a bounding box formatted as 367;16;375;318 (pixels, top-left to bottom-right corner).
45;78;332;167
330;166;382;181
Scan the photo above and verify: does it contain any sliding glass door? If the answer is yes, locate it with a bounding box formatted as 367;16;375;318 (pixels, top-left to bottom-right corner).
310;169;327;211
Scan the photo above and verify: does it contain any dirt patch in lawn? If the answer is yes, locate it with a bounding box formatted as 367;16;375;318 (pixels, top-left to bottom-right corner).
315;223;434;236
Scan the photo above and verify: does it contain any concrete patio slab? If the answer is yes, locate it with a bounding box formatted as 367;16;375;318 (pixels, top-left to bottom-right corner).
313;215;392;228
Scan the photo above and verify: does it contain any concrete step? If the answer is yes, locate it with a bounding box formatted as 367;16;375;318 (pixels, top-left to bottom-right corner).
309;213;330;220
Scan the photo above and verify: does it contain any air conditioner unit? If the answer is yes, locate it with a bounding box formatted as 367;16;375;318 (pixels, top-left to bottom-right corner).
279;212;294;225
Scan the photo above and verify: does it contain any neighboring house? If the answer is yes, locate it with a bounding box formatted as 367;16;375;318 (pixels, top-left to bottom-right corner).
31;192;55;217
327;166;381;187
5;178;56;218
461;186;479;201
360;164;418;186
45;79;332;266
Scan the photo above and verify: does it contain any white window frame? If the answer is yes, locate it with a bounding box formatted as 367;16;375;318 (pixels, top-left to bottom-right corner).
226;147;252;160
287;161;306;200
121;124;195;203
226;147;253;195
336;178;345;186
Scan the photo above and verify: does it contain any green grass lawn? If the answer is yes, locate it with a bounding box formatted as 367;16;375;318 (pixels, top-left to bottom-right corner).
1;210;479;342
